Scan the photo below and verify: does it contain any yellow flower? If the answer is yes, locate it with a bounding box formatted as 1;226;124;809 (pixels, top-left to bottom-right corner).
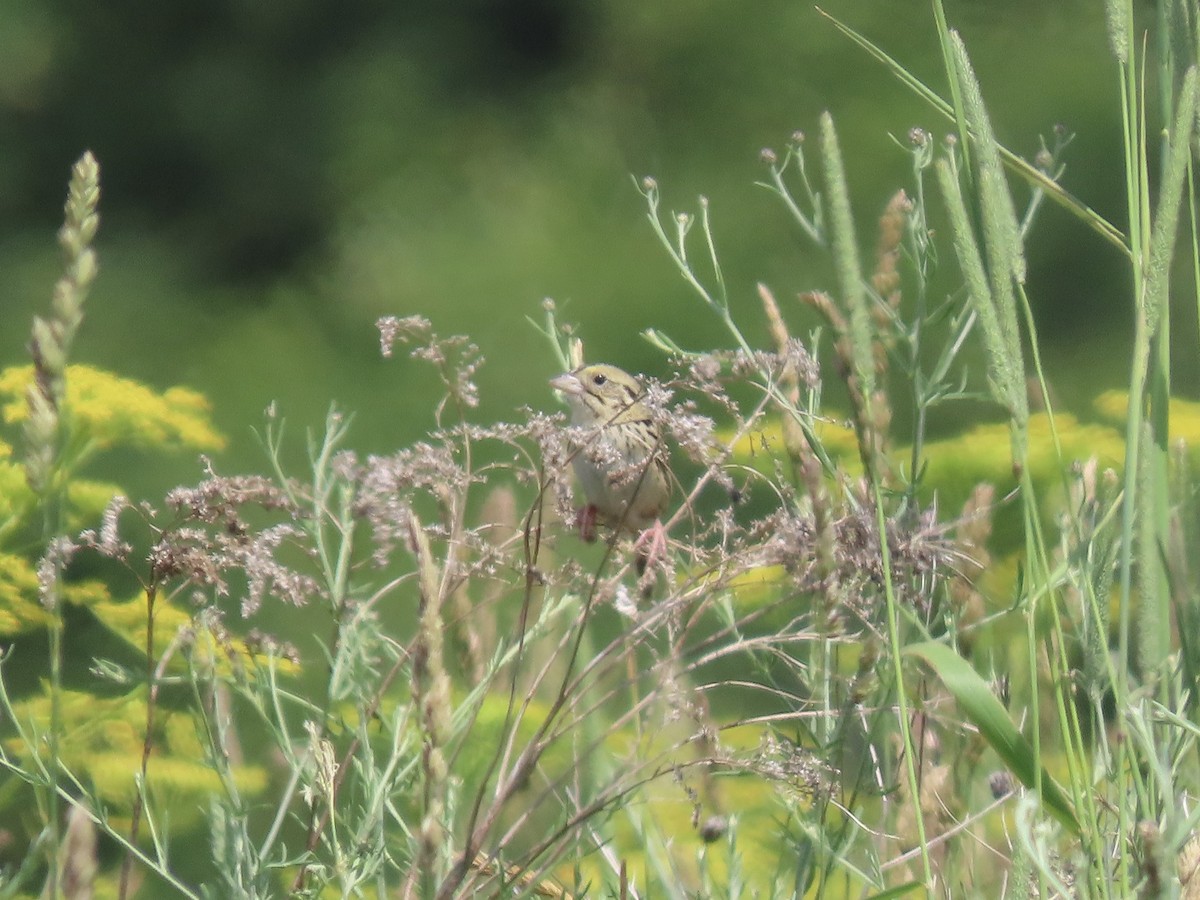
6;687;268;814
0;364;225;453
0;552;52;635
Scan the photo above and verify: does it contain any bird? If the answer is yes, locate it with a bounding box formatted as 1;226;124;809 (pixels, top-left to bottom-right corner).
549;364;670;565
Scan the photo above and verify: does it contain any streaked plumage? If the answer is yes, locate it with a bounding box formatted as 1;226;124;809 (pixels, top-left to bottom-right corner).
549;364;670;539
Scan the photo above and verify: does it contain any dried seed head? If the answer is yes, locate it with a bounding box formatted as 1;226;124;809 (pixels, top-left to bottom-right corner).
698;815;728;843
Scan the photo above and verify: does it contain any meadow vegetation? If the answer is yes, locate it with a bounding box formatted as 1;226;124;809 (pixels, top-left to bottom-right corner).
3;2;1200;897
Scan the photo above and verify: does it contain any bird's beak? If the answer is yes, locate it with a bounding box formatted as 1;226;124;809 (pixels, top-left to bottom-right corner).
549;372;583;395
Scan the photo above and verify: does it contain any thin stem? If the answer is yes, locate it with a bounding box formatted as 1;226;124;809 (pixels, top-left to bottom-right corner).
119;582;158;900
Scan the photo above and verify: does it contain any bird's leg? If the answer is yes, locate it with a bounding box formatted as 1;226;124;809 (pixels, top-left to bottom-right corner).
633;519;668;577
575;504;600;543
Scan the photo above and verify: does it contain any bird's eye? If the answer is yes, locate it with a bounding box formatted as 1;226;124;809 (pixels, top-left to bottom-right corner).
592;373;607;386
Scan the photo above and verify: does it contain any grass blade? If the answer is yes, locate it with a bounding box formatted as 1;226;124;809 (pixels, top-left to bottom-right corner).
904;641;1080;833
814;6;1128;255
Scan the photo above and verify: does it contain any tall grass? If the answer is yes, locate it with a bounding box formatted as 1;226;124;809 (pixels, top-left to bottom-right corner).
2;2;1200;897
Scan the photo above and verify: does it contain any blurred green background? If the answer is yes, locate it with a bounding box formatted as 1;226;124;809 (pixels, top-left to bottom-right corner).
0;0;1167;497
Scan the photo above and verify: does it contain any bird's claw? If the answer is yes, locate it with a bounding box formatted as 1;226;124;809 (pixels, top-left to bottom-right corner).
633;520;668;577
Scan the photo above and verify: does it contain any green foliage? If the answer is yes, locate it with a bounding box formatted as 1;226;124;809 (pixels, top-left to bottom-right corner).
0;361;226;639
0;161;275;896
905;641;1078;833
5;4;1200;899
2;687;267;822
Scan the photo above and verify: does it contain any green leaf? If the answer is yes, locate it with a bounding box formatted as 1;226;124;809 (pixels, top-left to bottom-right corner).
865;881;925;899
814;6;1127;256
904;641;1080;833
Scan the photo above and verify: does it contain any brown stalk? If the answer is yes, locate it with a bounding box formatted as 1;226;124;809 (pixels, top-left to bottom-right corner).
760;283;838;594
117;581;157;900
